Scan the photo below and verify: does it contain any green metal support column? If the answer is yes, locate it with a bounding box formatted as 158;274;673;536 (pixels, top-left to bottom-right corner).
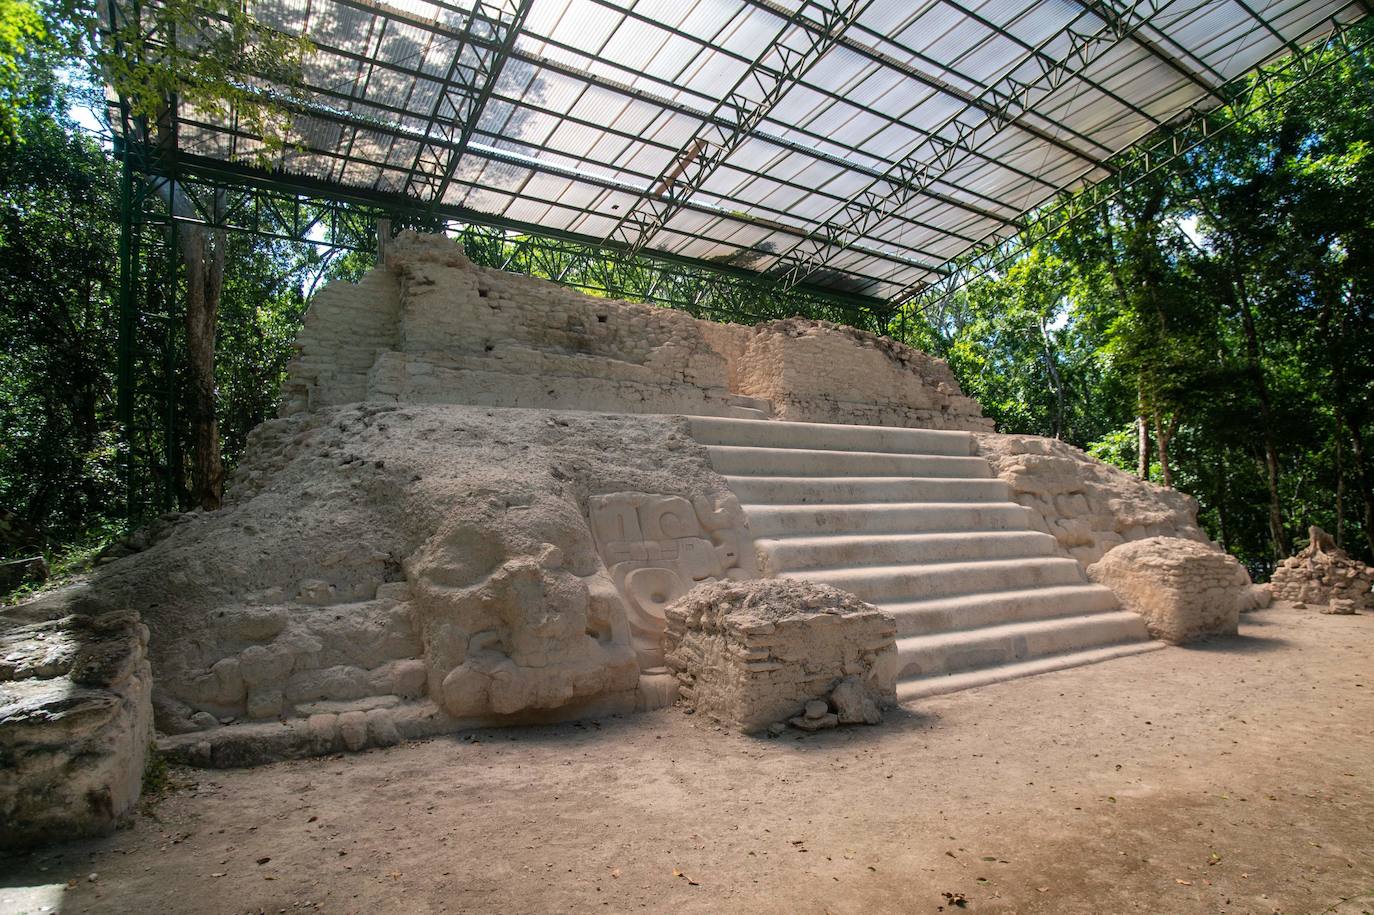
116;146;138;522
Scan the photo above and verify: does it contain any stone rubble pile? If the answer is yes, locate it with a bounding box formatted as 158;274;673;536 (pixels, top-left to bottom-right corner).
663;579;897;733
1270;526;1374;614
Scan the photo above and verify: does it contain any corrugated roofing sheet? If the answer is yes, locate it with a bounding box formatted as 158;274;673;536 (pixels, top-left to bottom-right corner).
132;0;1367;300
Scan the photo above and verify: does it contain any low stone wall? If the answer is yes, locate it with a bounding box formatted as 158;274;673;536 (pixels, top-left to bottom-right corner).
1;603;153;847
975;433;1209;569
1088;537;1248;644
738;318;993;431
664;579;897;733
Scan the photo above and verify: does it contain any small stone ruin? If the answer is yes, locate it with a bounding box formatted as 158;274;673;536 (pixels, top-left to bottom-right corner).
663;579;897;733
1087;537;1250;644
1270;526;1374;614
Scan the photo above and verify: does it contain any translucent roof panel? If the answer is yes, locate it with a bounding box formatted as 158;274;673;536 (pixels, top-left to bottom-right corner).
114;0;1368;302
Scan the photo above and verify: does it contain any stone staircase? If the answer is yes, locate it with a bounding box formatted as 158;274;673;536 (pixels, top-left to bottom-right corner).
688;416;1162;700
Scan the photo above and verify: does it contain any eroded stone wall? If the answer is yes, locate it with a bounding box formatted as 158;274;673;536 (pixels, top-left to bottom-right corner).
6;405;755;770
282;232;993;432
737;319;993;430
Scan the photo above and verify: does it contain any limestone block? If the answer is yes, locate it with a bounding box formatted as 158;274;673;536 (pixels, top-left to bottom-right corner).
664;579;897;733
1088;537;1246;644
1;609;153;848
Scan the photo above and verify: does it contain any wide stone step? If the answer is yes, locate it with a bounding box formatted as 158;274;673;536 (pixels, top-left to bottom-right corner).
724;475;1011;505
791;552;1088;601
744;502;1034;537
894;611;1151;680
756;530;1057;575
878;583;1121;637
688;416;974;456
707;445;992;479
786;556;1086;604
896;640;1167;702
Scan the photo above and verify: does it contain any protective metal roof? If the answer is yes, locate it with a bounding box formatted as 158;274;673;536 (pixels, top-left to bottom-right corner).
128;0;1369;301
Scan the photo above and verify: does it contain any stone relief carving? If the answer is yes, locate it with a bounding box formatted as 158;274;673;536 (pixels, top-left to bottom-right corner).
588;492;757;672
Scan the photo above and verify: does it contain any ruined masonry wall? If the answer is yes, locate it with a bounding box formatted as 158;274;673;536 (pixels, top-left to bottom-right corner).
281;232;993;432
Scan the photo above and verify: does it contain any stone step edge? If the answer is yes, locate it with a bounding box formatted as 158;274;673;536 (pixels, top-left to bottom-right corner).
741;500;1032;514
706;446;992;475
896;641;1168;702
723;474;1008;486
687;416;975;454
755;530;1054;548
893;609;1144;654
782;555;1083;580
873;582;1117;615
156;687;652;768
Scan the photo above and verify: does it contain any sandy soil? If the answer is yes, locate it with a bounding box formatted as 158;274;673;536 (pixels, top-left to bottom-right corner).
3;603;1372;915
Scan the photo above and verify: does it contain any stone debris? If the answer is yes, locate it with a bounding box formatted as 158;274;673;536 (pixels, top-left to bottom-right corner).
0;602;153;847
1088;537;1250;644
1270;526;1373;614
663;579;897;733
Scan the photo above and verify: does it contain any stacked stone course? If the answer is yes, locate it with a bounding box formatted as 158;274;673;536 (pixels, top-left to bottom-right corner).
282;232;994;432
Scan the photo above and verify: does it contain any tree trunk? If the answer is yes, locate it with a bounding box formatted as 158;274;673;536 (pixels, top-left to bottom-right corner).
1214;457;1231;553
1038;315;1066;440
1349;419;1374;563
1136;413;1150;481
1230;259;1288;557
180;223;226;511
1154;410;1174;488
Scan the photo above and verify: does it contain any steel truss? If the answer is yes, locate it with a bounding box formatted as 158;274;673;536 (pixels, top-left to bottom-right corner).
769;0;1207;292
900;14;1374;316
606;0;864;256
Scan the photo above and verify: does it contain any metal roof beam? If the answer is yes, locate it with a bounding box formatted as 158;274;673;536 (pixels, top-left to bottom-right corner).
770;0;1209;292
407;0;533;207
893;12;1373;309
141;148;896;308
316;0;1029;235
234;62;989;251
180;89;948;277
1074;0;1229;101
737;0;1126;165
605;0;866;256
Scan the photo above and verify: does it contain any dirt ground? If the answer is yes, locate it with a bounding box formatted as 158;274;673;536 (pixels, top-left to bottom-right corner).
3;602;1372;915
